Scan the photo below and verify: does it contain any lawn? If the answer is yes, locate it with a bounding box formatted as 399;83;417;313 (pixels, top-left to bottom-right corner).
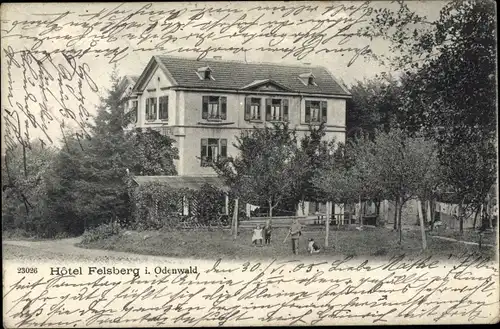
79;225;497;260
428;227;497;246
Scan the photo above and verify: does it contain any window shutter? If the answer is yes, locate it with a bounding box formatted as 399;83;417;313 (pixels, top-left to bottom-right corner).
244;97;251;121
202;96;209;119
220;139;227;157
201;139;207;166
220;97;227;120
305;101;311;123
152;98;157;120
321;101;327;123
159;96;168;120
257;98;262;119
283;99;289;121
147;98;154;120
265;99;271;121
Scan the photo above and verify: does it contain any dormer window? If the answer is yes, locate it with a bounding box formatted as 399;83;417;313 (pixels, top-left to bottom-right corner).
299;72;317;86
196;66;214;80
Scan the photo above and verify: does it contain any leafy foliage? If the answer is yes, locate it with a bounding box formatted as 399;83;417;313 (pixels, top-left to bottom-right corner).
214;123;310;217
347;75;403;138
359;0;497;230
131;182;228;229
129;128;178;176
80;222;122;244
292;123;337;204
3;66;180;237
131;182;187;230
2;142;58;237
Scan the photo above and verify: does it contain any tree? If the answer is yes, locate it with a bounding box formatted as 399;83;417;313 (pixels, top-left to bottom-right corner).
313;144;357;248
292;123;336;207
373;130;439;245
129;128;178;176
345;133;389;226
47;67;179;235
214;123;309;219
368;0;497;231
2;141;57;236
347;75;403;138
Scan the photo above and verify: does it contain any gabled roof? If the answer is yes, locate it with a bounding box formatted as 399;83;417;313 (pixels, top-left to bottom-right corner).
240;79;294;92
133;56;350;96
119;75;139;90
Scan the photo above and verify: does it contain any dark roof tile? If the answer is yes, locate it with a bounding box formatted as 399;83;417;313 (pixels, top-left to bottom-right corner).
149;56;350;96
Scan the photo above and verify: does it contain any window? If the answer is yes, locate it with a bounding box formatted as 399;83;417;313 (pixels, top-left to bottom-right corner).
200;138;227;166
196;66;214;80
146;97;157;121
299;73;317;86
202;96;227;120
305;100;327;123
131;100;138;123
244;97;261;121
265;98;289;121
159;96;168;120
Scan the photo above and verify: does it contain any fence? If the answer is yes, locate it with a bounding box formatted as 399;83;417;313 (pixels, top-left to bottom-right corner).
239;214;353;229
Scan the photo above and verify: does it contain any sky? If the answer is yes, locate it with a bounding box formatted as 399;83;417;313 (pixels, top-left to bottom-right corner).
1;1;448;152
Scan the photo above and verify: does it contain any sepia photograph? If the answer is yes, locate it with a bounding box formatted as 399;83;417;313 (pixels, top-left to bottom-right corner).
1;0;499;327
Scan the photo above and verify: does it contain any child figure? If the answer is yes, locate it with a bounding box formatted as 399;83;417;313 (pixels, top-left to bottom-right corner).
307;238;321;254
264;220;272;245
252;224;263;246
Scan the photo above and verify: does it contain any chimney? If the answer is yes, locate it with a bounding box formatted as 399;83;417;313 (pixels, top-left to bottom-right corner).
213;56;222;60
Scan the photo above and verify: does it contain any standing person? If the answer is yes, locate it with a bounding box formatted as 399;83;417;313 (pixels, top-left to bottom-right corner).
252;224;263;246
289;219;302;255
264;220;272;245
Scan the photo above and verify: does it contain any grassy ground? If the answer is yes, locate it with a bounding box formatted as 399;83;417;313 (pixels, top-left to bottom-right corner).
2;228;71;241
80;226;497;260
428;227;497;245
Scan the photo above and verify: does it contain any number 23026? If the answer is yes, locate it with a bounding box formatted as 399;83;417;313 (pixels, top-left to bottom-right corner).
17;267;38;274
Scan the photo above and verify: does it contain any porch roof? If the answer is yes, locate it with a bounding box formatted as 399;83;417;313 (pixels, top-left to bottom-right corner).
132;175;230;193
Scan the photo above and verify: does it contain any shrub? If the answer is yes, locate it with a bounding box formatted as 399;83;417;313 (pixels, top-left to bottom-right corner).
81;222;121;244
131;182;229;229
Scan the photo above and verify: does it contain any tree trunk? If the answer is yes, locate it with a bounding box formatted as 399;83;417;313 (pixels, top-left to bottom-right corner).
478;203;484;229
268;199;273;219
22;143;28;178
232;198;239;239
418;200;427;250
383;200;389;226
415;202;420;226
458;202;464;235
422;200;428;226
358;196;363;226
398;198;403;245
332;203;336;225
224;194;229;215
430;199;436;231
325;201;330;248
393;199;399;231
473;205;480;229
488;205;493;229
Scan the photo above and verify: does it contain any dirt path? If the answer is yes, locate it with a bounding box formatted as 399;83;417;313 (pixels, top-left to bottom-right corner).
3;237;179;263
